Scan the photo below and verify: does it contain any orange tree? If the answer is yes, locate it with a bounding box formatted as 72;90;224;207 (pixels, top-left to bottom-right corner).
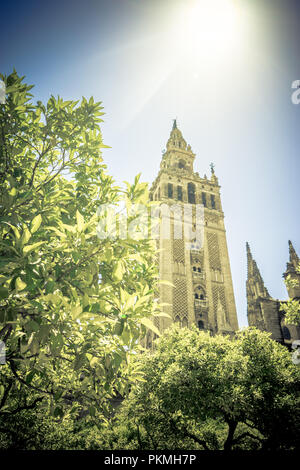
0;71;161;431
110;326;300;451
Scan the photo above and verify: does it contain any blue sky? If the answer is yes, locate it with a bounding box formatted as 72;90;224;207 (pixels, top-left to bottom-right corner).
1;0;300;327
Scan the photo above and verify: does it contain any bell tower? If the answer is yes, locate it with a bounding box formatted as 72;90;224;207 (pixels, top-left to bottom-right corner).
150;121;239;335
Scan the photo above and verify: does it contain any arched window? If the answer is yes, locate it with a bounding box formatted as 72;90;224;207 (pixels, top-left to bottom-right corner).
202;192;207;207
178;160;185;169
181;317;188;327
168;183;173;198
177;185;183;201
194;286;206;301
188;182;196;204
174;315;180;323
197;267;201;273
193;266;196;271
198;320;204;330
211;194;216;209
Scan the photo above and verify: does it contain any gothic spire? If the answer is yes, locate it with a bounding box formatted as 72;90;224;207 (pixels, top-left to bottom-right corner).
172;118;177;130
246;242;270;298
288;240;299;265
285;240;299;275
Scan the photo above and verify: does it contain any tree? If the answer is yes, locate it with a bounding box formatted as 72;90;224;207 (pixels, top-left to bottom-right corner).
0;70;162;432
110;326;300;451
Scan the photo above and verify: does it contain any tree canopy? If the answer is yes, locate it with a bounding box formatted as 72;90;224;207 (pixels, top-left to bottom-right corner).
109;326;300;451
0;71;162;430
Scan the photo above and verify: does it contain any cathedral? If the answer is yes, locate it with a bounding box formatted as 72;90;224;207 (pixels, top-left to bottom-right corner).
247;240;300;348
148;121;300;346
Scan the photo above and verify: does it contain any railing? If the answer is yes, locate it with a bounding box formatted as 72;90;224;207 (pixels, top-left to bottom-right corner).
194;299;208;309
192;271;205;280
190;249;201;255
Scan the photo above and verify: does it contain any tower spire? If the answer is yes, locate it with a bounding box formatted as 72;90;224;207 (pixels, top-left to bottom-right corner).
246;242;270;298
172;118;177;130
288;240;299;267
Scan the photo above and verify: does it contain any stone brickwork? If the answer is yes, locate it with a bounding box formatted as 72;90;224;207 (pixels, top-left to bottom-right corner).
150;121;239;336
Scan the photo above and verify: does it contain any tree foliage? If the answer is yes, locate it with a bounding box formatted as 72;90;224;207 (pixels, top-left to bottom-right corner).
0;71;161;432
109;326;300;451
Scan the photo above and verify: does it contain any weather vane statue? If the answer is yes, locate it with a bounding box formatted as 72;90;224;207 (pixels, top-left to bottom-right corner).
210;162;215;174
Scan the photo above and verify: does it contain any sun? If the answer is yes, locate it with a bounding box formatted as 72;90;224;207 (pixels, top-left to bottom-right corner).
180;0;240;60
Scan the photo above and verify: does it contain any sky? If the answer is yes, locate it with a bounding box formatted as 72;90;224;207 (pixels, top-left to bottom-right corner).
1;0;300;327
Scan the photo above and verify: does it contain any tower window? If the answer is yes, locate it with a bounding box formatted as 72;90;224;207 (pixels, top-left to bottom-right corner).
211;194;216;209
198;320;204;330
178;160;185;169
202;192;207;207
188;182;196;204
181;317;188;327
195;293;199;299
168;183;173;198
177;185;183;201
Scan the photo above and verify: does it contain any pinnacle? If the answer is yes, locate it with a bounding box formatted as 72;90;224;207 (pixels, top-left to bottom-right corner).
287;240;299;269
246;242;252;259
246;243;270;298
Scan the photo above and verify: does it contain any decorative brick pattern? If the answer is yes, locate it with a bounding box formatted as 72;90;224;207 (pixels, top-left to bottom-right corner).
173;239;185;263
173;277;188;320
207;232;221;269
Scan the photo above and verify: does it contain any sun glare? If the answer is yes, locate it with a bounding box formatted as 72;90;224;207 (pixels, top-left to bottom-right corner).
178;0;241;61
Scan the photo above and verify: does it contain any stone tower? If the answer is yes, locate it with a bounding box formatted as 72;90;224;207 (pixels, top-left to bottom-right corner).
246;241;300;346
149;121;239;336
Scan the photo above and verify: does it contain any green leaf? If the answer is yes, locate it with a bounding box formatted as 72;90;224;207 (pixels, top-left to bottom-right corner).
0;286;9;299
113;261;124;281
25;370;36;384
71;305;82;320
90;357;100;368
140;317;161;337
15;277;27;291
20;226;31;247
76;210;84;232
73;353;86;371
113;319;124;336
154;311;172;319
4;222;20;240
23;241;46;254
30;214;42;233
